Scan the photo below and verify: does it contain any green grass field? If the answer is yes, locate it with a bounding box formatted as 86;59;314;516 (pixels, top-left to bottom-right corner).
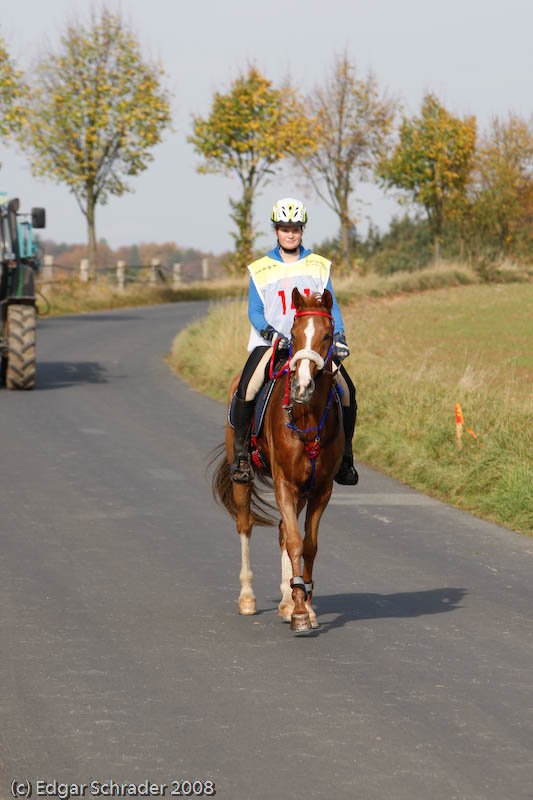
169;282;533;535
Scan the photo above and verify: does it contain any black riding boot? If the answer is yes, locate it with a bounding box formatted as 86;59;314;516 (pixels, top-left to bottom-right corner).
334;404;359;486
230;397;255;484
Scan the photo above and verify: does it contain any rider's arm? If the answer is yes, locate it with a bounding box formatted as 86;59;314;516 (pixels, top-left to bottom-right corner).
248;278;271;336
326;277;345;333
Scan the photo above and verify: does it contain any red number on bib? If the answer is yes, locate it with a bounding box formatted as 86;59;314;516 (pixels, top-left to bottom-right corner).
278;288;310;315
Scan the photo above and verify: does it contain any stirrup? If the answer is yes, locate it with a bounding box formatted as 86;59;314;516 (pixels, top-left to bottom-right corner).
231;457;253;484
334;456;359;486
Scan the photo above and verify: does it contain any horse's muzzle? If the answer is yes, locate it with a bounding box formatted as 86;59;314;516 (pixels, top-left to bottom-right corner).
290;375;315;405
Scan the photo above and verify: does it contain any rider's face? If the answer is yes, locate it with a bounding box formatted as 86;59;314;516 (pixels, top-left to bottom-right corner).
276;225;303;250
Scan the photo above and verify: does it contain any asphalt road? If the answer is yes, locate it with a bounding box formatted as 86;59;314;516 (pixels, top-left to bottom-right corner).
1;303;532;800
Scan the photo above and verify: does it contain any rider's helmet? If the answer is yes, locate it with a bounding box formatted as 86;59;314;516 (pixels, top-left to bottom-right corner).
270;197;308;227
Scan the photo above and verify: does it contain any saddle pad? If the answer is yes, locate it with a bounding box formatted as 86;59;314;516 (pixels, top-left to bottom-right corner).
227;379;277;437
253;378;277;437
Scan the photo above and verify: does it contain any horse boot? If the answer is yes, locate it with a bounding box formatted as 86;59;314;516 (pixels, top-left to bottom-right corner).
230;396;255;484
334;404;359;486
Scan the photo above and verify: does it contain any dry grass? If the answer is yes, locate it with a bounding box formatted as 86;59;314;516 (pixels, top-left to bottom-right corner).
35;275;248;317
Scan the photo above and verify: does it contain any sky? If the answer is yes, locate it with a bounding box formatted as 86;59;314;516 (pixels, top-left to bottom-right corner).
1;0;532;253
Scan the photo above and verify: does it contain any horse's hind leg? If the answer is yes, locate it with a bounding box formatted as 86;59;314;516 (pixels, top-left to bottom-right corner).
234;483;256;615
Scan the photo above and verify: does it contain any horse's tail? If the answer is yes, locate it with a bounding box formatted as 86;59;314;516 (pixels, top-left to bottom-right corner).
209;443;277;528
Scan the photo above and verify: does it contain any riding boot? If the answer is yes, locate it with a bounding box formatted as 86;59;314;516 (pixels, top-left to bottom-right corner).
334;404;359;486
230;397;255;484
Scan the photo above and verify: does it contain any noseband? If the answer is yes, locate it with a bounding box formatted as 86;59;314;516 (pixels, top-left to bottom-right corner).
290;310;335;373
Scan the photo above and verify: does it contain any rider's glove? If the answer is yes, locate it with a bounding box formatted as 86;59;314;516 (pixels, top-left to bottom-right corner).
333;332;350;361
261;325;289;350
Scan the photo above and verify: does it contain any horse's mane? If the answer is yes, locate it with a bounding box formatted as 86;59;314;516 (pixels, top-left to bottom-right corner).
299;291;331;310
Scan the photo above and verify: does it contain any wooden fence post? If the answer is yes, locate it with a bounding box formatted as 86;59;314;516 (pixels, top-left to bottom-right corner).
42;254;54;294
80;258;89;282
116;260;126;292
150;258;160;286
172;262;182;289
202;257;209;281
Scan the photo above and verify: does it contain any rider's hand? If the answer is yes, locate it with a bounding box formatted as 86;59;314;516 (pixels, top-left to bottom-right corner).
261;326;289;350
333;332;350;361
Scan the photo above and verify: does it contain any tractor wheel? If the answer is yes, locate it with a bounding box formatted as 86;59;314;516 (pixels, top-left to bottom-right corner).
5;304;36;390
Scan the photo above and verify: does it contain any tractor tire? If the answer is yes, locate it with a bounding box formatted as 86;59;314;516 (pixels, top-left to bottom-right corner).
5;304;36;390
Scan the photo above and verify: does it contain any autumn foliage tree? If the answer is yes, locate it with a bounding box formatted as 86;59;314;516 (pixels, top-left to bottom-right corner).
0;36;26;153
189;67;314;271
21;9;171;270
294;55;396;270
379;94;476;263
468;115;533;260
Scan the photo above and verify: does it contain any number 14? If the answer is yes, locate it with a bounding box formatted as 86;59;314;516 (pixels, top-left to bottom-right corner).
278;288;310;315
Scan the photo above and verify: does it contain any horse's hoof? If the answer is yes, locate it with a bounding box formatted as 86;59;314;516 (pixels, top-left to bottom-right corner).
310;617;319;629
238;599;257;615
290;613;311;632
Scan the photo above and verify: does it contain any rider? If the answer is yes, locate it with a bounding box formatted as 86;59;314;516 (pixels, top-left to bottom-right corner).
231;197;358;487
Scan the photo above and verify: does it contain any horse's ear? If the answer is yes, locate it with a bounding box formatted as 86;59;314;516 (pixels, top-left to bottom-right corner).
292;287;304;311
322;289;333;312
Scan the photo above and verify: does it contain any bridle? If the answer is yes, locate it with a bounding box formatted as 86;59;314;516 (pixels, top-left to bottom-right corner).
290;309;335;377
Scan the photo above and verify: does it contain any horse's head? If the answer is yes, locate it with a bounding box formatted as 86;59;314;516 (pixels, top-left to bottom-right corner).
289;288;334;405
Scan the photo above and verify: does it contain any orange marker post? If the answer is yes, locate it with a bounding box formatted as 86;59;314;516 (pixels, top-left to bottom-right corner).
455;403;464;449
455;402;482;448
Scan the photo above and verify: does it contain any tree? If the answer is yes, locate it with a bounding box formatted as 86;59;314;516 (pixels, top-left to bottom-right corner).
0;36;26;150
21;9;171;270
189;67;314;272
294;55;396;270
379;94;476;263
469;115;533;259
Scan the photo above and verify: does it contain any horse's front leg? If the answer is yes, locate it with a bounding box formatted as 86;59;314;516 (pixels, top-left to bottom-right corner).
302;482;333;629
234;482;256;615
278;498;307;622
275;480;310;631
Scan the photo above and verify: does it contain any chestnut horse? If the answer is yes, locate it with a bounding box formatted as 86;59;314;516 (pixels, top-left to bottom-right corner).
212;288;344;632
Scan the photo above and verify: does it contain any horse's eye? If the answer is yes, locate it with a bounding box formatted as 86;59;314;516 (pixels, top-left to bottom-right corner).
323;334;332;343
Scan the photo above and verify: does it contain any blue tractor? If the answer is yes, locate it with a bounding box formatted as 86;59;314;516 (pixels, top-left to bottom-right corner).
0;194;46;389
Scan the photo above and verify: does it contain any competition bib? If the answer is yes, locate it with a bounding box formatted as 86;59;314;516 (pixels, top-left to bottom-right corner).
247;254;331;350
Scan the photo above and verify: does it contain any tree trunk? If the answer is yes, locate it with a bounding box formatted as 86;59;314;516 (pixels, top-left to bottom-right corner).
86;188;97;276
230;182;255;272
434;236;440;265
339;206;352;271
241;186;254;267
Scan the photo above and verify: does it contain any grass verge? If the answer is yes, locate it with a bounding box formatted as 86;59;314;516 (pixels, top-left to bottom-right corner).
169;282;533;535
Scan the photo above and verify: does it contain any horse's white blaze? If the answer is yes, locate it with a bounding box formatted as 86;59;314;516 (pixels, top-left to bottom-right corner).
296;318;315;392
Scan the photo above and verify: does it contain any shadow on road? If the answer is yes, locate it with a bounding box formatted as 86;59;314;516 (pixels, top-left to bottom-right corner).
36;361;108;389
307;587;467;635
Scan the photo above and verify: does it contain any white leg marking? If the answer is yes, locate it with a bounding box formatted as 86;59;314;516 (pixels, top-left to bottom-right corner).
278;547;294;621
238;533;256;615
